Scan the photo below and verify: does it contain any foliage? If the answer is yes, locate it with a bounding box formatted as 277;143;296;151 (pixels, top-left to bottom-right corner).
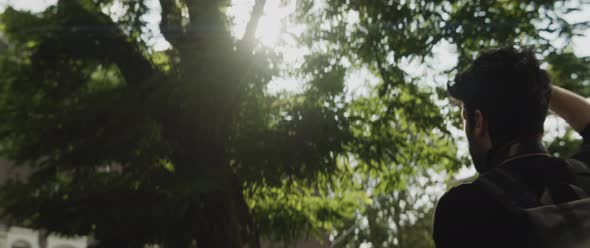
0;0;589;247
332;170;443;248
293;0;590;246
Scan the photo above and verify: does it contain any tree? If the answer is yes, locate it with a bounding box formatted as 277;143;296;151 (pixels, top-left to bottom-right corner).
0;0;589;247
0;0;372;246
0;0;320;246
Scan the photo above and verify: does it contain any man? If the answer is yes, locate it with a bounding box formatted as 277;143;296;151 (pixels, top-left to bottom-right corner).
433;47;590;247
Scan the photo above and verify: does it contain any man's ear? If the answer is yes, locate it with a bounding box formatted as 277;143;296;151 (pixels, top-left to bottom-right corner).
473;110;487;135
473;109;493;149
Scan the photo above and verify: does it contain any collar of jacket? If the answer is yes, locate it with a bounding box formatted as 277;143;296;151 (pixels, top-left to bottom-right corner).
486;139;549;170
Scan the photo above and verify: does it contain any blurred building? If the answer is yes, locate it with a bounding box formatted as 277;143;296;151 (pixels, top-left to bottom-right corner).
0;226;86;248
0;160;87;248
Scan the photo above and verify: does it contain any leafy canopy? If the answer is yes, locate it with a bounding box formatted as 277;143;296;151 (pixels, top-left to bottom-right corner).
0;0;589;247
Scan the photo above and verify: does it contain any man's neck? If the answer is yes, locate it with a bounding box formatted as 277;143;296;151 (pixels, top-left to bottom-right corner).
486;139;549;169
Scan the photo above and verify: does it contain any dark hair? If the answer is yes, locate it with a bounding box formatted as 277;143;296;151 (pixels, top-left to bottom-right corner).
448;47;552;146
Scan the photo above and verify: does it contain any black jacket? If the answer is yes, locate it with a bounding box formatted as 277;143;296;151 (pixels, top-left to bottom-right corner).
433;127;590;248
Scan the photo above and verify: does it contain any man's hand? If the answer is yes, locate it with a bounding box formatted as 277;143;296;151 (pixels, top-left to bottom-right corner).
549;86;590;132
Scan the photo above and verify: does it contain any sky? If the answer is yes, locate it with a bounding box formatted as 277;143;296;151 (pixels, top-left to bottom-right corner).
0;0;56;12
1;0;590;179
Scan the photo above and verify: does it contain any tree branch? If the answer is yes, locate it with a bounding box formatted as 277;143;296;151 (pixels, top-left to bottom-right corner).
159;0;184;48
182;0;227;49
240;0;266;44
232;0;267;88
56;1;158;86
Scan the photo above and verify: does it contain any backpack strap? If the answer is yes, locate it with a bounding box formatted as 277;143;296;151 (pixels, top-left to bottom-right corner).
569;185;589;199
475;175;521;214
476;159;590;211
563;159;590;199
474;168;541;213
565;158;590;175
546;183;588;204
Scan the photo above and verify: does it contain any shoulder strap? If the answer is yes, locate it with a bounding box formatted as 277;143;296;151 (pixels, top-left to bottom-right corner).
565;158;590;176
476;159;590;210
474;168;541;213
475;175;520;214
563;159;590;199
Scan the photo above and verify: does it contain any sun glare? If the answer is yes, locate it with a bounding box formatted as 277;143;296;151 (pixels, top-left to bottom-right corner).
256;13;281;47
254;0;294;47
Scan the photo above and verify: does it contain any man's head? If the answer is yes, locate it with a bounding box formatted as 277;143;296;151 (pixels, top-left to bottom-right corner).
448;47;552;173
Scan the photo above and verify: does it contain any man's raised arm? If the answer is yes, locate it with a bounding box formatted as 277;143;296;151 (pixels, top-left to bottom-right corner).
550;86;590;132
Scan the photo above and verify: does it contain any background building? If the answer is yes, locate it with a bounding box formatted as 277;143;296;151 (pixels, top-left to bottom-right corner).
0;160;87;248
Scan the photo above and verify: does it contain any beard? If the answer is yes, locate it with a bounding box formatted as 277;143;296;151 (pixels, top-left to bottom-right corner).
467;131;489;173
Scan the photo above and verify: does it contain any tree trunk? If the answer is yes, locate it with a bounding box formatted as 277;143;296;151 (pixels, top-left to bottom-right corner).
195;174;259;248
